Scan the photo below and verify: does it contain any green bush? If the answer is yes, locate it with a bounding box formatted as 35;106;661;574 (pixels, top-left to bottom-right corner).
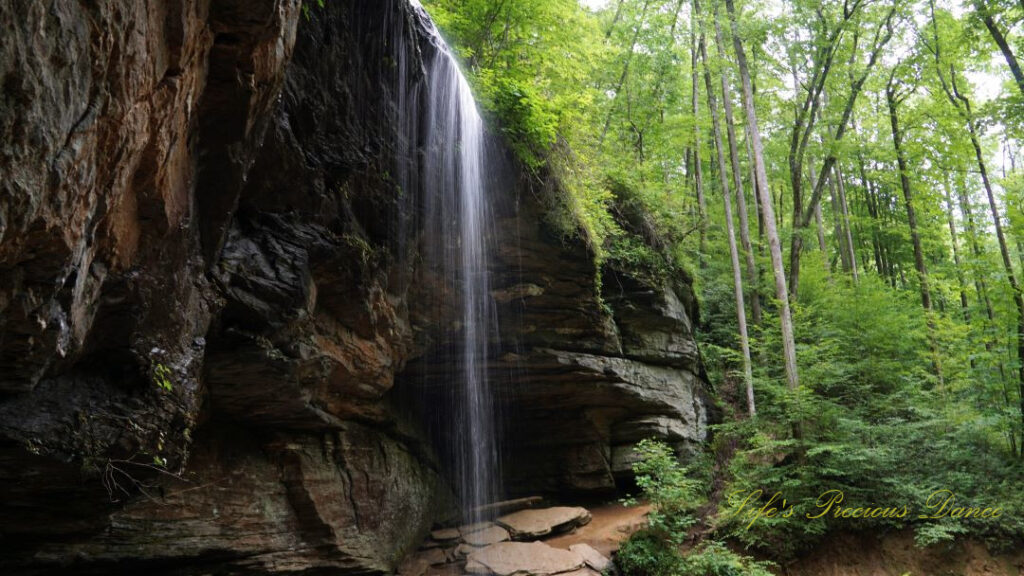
617;440;771;576
626;439;703;542
677;541;776;576
616;529;683;576
476;70;558;170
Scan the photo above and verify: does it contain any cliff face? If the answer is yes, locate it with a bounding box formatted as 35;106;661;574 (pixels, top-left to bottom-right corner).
0;1;712;574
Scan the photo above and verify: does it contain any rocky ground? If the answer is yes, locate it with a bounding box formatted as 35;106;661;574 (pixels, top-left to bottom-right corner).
399;504;650;576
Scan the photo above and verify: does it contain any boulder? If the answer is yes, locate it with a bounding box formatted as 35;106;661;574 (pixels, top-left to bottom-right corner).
431;528;461;543
569;543;611;572
464;525;512;547
496;507;592;540
466;541;585;576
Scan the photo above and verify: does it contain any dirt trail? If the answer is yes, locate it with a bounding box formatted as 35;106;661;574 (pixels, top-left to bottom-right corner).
776;531;1024;576
545;502;652;557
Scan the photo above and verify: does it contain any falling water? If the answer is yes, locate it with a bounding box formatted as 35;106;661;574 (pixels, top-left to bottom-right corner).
404;0;502;523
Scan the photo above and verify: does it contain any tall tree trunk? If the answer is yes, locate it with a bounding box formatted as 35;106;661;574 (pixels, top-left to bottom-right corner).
815;200;828;257
810;163;831;275
942;177;971;321
726;0;799;392
886;83;931;311
972;0;1024;99
691;4;708;267
605;0;625;39
697;4;755;415
836;165;859;282
958;184;996;320
860;157;885;278
713;3;761;324
745;124;765;246
829;168;851;273
599;0;652;149
887;78;945;386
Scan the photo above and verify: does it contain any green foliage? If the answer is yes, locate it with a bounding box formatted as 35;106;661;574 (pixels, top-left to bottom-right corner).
618;440;774;576
616;529;683;576
475;71;558;169
541;141;621;252
676;541;776;576
152;363;173;392
626;439;704;543
703;268;1024;557
301;0;325;21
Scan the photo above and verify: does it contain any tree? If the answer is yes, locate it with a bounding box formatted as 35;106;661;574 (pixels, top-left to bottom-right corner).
698;0;756;416
725;0;800;392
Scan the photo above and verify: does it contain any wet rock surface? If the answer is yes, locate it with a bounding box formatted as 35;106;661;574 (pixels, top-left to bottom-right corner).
467;542;584;576
402;504;636;576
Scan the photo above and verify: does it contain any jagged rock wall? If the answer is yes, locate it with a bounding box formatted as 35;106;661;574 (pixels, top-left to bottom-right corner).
0;0;713;574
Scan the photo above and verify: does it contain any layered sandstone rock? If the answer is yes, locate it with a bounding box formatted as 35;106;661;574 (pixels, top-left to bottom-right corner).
0;0;713;573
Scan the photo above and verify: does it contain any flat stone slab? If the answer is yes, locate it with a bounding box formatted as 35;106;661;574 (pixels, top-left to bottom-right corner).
496;507;592;540
459;521;494;535
430;528;461;543
558;569;601;576
463;525;511;547
569;544;610;572
456;543;479;559
466;542;585;576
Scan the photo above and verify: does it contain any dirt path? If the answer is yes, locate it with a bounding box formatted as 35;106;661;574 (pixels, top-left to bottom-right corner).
545;501;652;557
776;531;1024;576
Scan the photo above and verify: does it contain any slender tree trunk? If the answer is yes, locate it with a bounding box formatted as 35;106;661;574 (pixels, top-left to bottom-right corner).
958;183;997;321
697;5;755;415
691;5;707;267
810;163;831;275
651;0;688;122
726;0;799;392
815;200;828;256
860;158;885;278
745;124;765;246
605;0;625;39
836;165;859;282
888;82;944;385
887;84;931;311
829;168;851;273
599;0;652;148
973;0;1024;99
713;3;761;324
943;177;971;321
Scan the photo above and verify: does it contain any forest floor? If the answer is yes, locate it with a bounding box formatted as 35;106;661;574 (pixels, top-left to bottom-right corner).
545;501;652;557
771;530;1024;576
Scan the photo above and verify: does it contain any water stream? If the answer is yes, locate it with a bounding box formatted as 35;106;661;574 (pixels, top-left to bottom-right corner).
404;0;502;523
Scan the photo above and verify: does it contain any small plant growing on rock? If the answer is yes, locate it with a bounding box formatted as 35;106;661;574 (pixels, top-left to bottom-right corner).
152;363;173;392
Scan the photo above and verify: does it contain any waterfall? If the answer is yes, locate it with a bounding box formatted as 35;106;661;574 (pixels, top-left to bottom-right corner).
404;0;502;523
